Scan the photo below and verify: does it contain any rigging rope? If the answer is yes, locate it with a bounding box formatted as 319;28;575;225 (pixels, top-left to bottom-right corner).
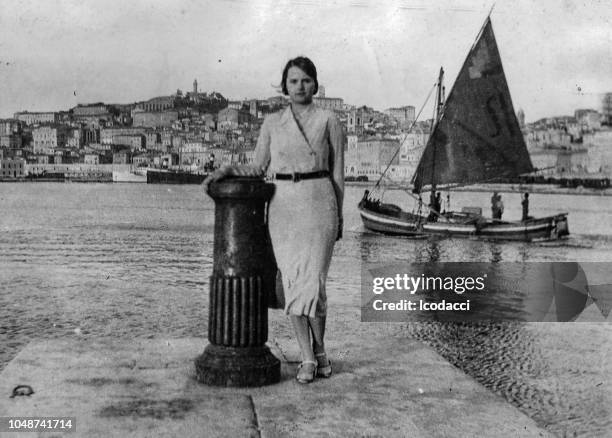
372;82;438;192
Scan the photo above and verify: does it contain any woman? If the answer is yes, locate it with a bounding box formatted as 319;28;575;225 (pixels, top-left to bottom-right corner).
205;56;345;384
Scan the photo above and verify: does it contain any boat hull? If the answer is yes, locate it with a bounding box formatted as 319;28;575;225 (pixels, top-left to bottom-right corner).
358;203;569;241
147;169;208;184
359;205;425;236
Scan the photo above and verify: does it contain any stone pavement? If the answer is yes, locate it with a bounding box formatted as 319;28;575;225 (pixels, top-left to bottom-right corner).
0;327;552;437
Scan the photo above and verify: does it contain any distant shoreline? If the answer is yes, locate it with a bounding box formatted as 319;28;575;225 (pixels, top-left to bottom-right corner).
345;181;612;196
1;178;611;196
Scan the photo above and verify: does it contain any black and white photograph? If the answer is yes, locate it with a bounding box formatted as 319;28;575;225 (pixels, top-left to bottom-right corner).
0;1;610;437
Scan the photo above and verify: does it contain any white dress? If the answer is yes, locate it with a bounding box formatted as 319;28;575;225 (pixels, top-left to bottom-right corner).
254;104;345;318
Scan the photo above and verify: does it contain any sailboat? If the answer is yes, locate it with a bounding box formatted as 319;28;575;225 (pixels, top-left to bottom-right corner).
358;17;569;241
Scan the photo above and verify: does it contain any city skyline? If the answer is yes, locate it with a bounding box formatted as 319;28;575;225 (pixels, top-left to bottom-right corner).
1;0;610;122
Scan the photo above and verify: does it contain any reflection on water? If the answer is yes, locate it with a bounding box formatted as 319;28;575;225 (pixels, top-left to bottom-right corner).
0;183;610;437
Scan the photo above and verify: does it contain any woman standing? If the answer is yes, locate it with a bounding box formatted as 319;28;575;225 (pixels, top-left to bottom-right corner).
205;56;345;384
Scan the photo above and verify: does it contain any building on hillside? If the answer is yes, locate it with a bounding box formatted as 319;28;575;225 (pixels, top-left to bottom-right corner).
113;151;132;165
32;125;68;154
575;109;602;131
386;106;416;129
398;128;429;175
0;119;22;135
132;109;179;128
313;96;344;110
14;111;59;125
100;127;146;144
584;129;612;174
0;134;22;149
345;138;399;179
0;157;25;178
602;93;612;126
217;108;251;131
72;104;113;127
136;96;174;112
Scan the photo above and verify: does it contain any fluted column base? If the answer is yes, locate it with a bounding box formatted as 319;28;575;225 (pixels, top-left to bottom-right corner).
195;344;280;387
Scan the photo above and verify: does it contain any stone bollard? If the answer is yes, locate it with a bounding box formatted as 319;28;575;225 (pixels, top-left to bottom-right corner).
195;177;280;386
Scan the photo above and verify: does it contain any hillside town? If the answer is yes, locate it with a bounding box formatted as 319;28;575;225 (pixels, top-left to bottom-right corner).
0;80;611;184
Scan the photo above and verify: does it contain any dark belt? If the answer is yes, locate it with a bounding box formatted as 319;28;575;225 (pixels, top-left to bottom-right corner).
274;170;329;182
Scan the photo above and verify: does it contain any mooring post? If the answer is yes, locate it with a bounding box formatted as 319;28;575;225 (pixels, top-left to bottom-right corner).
195;177;280;386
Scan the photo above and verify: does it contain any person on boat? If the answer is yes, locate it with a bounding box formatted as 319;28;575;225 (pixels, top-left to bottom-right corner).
427;191;442;221
203;56;344;384
491;192;504;219
521;192;530;221
361;189;372;208
206;153;215;172
497;194;504;219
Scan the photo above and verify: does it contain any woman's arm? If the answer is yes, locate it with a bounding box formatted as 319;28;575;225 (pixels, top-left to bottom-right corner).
203;116;271;188
328;112;345;237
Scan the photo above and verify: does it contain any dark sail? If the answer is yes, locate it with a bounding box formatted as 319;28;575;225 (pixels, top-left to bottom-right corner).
412;18;533;192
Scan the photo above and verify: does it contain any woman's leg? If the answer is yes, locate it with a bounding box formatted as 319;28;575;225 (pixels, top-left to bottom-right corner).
290;315;315;362
308;315;326;355
309;315;332;376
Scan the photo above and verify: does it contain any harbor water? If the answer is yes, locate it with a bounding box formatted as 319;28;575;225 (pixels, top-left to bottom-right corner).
0;183;610;437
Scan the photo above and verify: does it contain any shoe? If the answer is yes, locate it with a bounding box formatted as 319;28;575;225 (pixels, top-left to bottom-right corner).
296;361;317;384
315;353;332;378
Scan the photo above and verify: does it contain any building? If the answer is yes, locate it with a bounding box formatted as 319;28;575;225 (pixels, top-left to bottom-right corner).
313;96;344;110
113;151;132;165
347;109;364;133
386;106;416;128
227;101;243;110
71;104;113;127
584;129;612;174
0;134;22;149
525;128;573;150
132;109;179;128
145;132;161;150
0;119;22;135
575;109;602;131
217;108;251;131
345;138;399;179
0;157;25;178
136;96;174;112
602;93;612;126
14;111;59;125
398;128;429;174
100;127;146;145
113;134;145;151
132;153;153;167
32;126;68;154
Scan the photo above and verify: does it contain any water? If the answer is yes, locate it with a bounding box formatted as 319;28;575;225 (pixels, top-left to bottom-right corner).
1;183;610;437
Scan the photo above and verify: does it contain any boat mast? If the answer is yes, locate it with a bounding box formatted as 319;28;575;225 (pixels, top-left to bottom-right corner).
429;67;444;200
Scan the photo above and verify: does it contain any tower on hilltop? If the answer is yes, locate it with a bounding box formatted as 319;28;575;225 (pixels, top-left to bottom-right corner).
193;79;198;95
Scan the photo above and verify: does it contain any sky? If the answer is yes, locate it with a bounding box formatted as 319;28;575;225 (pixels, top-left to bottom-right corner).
0;0;610;122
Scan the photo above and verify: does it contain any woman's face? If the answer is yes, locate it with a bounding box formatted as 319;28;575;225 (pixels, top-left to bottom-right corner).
286;66;315;105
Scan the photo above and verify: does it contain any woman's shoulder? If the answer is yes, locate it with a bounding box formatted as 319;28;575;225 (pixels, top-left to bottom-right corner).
312;106;340;122
259;109;285;129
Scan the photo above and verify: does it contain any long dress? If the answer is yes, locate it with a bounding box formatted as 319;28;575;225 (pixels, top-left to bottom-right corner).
254;104;345;318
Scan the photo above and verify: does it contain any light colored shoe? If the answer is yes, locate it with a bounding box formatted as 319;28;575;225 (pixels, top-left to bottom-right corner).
296;361;317;384
315;353;332;378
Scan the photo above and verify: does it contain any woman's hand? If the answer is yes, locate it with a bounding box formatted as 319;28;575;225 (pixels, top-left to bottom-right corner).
202;165;233;192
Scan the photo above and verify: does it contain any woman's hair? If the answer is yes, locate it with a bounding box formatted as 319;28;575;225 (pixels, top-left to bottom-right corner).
281;56;318;95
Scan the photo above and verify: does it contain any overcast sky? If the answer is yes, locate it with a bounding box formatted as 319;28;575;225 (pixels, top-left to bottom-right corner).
0;0;610;121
